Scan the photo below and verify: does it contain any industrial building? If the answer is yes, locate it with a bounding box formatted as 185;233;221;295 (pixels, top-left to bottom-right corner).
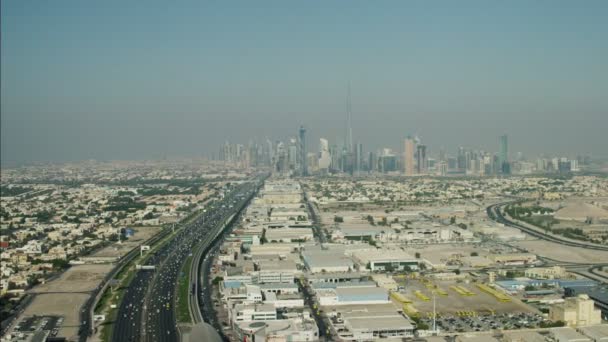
233;311;319;342
315;285;389;306
325;304;414;340
351;249;419;272
301;250;354;273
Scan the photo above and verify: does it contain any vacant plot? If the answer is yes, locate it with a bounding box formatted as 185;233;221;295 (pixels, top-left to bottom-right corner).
405;243;495;266
21;293;89;340
21;264;114;340
31;264;112;293
92;226;162;258
514;239;608;263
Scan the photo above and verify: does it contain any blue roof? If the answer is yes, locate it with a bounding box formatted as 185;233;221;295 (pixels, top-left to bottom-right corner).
525;290;555;295
558;280;597;288
565;285;608;303
312;281;377;290
259;283;298;289
336;287;388;302
223;281;243;289
496;279;597;290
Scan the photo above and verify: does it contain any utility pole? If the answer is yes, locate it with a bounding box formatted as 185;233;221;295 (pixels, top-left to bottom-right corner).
433;293;437;334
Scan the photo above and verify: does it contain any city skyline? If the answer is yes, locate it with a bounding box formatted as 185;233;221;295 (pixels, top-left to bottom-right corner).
2;2;608;342
2;1;608;164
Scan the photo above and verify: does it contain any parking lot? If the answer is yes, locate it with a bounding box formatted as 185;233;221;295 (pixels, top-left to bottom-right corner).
21;264;112;340
10;315;64;340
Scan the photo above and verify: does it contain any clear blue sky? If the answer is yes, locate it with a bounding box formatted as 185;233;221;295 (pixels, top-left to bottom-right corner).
2;0;607;163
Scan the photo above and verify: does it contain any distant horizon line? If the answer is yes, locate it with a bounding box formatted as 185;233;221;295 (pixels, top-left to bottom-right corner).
2;153;608;170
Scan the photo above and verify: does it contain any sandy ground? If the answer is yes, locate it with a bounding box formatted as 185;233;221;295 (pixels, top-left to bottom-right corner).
21;264;112;340
21;293;90;340
399;242;517;266
404;244;485;265
514;238;608;263
31;264;112;293
91;226;161;258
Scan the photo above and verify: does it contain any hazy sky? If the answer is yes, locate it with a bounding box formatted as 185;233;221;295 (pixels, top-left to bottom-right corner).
2;1;607;164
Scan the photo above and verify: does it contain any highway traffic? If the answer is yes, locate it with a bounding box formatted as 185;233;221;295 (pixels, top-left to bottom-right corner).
111;179;262;342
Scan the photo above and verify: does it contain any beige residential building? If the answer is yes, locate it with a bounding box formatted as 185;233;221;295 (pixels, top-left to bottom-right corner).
549;294;602;327
404;138;415;176
524;266;567;279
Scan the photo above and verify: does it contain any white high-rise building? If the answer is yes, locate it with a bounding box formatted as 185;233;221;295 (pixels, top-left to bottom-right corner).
404;137;415;176
570;159;579;172
318;138;331;170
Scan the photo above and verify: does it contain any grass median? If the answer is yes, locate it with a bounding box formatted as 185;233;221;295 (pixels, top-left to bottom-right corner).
96;207;224;339
96;225;184;341
176;255;193;324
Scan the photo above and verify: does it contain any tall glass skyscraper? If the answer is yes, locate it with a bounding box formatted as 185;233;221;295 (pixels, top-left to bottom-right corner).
499;134;509;174
298;126;307;176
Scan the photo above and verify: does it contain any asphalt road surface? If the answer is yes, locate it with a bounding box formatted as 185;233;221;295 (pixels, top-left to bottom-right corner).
111;180;261;342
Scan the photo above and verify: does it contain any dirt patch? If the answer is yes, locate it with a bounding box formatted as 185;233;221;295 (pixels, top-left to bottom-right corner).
31;264;112;293
514;239;608;263
21;293;90;341
91;226;162;258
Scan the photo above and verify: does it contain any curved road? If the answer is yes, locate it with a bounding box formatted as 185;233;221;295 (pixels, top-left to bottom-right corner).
486;202;608;252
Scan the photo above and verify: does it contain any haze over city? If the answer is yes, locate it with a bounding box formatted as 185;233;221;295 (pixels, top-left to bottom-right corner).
2;1;608;164
1;2;608;342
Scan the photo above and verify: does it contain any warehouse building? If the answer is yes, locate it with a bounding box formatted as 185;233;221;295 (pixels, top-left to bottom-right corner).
316;286;389;306
351;249;419;272
306;272;364;284
301;250;354;273
326;304;414;340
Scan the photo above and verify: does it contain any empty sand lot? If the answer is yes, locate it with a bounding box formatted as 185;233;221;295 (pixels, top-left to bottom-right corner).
21;293;89;340
91;226;162;258
514;238;608;263
23;264;113;340
31;264;112;294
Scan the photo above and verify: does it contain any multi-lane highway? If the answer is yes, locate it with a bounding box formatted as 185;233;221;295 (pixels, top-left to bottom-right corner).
194;178;267;336
84;225;174;341
110;179;261;342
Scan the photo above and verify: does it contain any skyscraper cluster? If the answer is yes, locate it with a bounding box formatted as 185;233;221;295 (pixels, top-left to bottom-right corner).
217;85;588;177
218;130;586;177
218;127;308;176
